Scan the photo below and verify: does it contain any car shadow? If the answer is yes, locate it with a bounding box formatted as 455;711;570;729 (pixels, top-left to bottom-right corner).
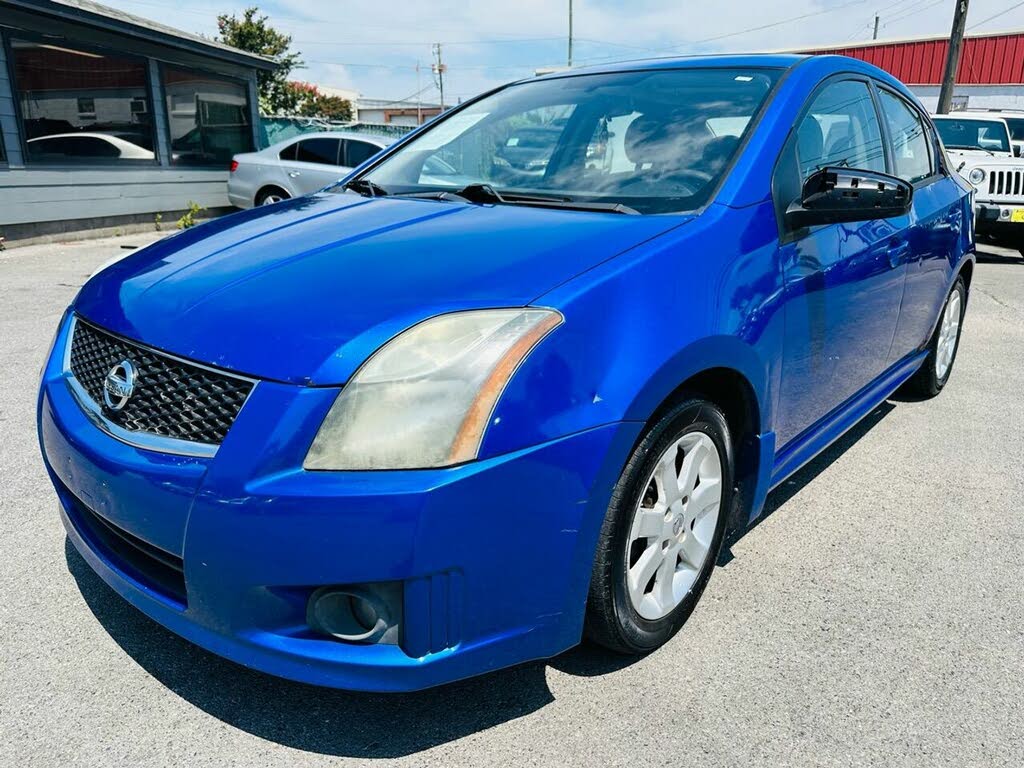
66;401;898;758
975;244;1023;264
720;400;896;558
66;540;556;758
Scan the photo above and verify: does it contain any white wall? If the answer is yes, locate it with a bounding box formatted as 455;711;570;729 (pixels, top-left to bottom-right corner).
910;84;1024;112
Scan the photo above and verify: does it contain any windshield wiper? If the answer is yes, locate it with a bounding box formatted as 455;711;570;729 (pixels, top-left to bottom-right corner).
343;178;390;197
395;183;638;214
510;199;641;215
946;145;996;155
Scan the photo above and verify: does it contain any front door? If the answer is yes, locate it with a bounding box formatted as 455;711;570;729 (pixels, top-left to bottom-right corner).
773;78;908;448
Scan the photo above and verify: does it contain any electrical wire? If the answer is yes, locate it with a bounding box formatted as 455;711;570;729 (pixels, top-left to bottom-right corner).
968;0;1024;29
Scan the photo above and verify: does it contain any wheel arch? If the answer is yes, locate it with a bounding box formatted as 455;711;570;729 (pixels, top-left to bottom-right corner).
625;339;772;537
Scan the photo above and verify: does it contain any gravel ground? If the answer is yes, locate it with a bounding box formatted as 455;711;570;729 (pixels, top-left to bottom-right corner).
1;233;1022;767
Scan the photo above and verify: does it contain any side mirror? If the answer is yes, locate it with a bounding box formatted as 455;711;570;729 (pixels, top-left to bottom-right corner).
786;166;913;229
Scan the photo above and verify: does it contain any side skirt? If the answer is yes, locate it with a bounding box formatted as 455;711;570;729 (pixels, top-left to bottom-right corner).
766;350;928;494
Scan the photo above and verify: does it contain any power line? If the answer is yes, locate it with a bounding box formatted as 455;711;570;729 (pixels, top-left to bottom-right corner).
683;0;868;46
968;0;1024;28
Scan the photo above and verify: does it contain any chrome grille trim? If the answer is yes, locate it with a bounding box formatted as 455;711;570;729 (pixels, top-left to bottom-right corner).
63;316;257;457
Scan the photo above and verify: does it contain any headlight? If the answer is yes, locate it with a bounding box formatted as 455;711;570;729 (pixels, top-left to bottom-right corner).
304;308;562;470
968;168;986;185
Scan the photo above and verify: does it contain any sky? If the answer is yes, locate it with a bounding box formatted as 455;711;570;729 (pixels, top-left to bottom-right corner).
100;0;1024;103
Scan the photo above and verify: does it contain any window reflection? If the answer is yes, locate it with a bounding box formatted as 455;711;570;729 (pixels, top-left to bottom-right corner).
11;39;154;163
162;66;253;166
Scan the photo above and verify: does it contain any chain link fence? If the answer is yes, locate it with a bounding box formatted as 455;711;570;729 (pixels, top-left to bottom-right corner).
259;118;416;148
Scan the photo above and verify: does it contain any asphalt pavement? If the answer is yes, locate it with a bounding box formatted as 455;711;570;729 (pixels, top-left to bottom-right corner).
1;233;1022;767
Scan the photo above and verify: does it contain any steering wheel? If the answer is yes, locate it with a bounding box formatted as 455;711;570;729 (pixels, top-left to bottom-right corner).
618;168;712;195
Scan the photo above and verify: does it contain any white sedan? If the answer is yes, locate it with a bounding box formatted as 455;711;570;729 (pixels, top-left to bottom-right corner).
227;132;393;208
27;133;155;161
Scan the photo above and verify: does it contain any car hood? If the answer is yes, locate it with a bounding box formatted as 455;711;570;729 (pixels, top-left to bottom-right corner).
75;192;689;384
947;148;1017;162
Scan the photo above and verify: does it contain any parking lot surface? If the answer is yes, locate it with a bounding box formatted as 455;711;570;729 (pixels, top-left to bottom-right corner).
2;234;1022;767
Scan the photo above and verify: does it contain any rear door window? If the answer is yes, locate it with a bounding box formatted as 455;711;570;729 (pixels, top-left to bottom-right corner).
295;138;341;166
343;140;381;168
878;91;934;183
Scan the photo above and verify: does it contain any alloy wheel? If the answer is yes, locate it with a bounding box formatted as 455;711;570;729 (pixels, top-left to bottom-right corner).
935;289;962;380
625;432;723;621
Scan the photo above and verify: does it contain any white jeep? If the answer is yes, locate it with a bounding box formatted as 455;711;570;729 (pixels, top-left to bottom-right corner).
933;113;1024;254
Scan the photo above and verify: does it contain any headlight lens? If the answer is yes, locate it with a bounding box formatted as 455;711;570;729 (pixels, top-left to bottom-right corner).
304;308;562;470
968;167;986;185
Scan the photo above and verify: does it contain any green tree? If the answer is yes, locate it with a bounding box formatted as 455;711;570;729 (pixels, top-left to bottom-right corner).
217;7;303;114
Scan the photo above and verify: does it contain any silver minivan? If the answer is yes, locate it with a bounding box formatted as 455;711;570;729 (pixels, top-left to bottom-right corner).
227;132;392;208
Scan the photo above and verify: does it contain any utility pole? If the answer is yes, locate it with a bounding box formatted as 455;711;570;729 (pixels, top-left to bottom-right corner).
937;0;970;114
568;0;574;67
416;60;422;125
872;14;880;40
432;43;446;112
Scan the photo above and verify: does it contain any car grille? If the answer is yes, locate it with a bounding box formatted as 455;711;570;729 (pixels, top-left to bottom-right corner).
68;318;254;447
988;168;1024;197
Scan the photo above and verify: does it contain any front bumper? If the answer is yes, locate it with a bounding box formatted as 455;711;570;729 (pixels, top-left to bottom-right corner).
38;314;639;691
975;201;1024;230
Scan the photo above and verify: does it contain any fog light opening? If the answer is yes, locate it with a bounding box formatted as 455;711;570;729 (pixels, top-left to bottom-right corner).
308;586;392;644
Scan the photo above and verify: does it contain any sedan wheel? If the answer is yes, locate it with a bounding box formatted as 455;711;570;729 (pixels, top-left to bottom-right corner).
902;275;967;398
256;188;290;207
586;398;732;653
626;432;722;621
934;288;961;380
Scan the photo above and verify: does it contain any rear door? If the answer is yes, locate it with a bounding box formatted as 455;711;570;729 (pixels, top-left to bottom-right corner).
876;88;964;362
773;77;909;448
286;137;344;194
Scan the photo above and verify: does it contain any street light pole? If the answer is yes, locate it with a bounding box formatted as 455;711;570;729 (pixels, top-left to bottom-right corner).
937;0;970;114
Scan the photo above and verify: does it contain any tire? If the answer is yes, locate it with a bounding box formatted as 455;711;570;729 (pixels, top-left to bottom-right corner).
255;187;290;206
585;399;733;654
902;276;967;398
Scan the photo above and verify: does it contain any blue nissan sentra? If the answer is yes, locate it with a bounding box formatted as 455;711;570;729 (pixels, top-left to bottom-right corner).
38;54;974;691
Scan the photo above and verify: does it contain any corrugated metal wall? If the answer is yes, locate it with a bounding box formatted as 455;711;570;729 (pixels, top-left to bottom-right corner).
806;32;1024;85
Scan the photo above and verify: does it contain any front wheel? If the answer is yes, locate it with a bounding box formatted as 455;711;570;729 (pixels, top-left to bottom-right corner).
585;399;732;654
902;276;967;398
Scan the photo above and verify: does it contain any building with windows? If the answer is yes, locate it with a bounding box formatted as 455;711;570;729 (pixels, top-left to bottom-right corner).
0;0;276;241
798;28;1024;112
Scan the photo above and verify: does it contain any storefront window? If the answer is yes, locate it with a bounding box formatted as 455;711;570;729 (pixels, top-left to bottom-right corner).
10;39;154;163
162;66;253;166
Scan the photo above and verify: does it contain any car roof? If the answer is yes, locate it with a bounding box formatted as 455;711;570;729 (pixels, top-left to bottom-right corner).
531;53;807;81
28;132;124;141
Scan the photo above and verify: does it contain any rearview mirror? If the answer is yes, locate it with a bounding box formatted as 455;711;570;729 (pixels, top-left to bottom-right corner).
786;167;913;229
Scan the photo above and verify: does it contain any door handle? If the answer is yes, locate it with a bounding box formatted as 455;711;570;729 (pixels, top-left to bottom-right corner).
887;240;911;268
934;209;961;234
288;171;301;178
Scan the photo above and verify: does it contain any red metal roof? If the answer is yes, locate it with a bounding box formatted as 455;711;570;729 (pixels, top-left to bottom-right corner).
800;29;1024;85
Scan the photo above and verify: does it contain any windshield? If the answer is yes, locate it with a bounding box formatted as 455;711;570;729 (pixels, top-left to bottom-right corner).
1002;117;1024;142
934;118;1011;153
357;68;781;214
